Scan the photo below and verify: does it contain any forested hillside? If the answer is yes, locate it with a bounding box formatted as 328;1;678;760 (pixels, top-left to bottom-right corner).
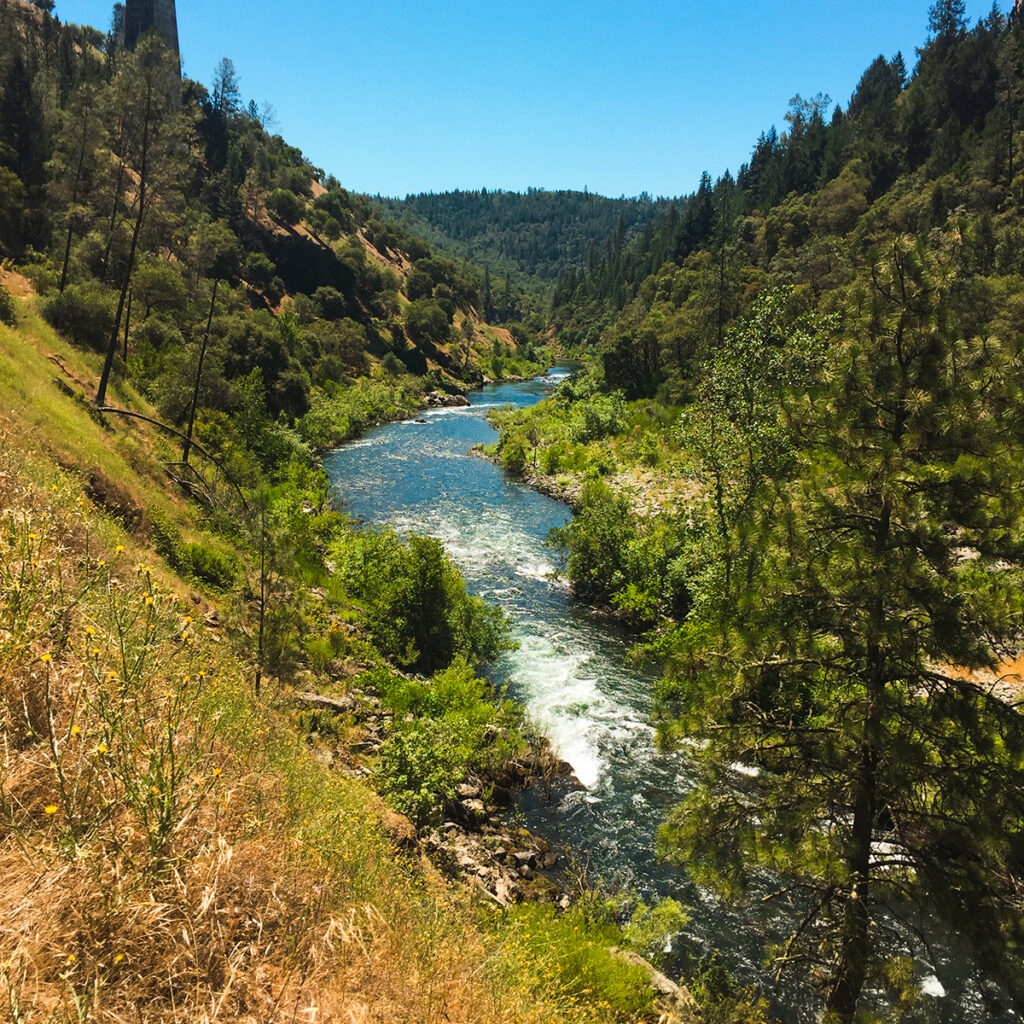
0;4;714;1023
552;2;1019;375
377;188;676;319
489;2;1024;1019
0;0;546;453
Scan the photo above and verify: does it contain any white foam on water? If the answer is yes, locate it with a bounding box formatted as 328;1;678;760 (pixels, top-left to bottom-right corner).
501;628;645;790
921;975;947;999
392;507;560;587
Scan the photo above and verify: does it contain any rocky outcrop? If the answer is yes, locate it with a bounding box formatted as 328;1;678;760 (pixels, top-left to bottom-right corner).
609;948;703;1022
424;818;568;908
425;390;470;408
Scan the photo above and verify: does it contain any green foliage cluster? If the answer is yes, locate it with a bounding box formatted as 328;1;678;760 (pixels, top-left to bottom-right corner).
366;659;527;826
491;375;688;624
296;373;427;449
332;529;511;675
548;480;688;627
0;281;14;325
148;509;239;591
378;188;676;320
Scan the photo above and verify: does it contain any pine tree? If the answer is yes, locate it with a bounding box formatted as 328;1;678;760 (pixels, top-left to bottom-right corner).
96;36;187;405
660;238;1024;1021
482;265;494;322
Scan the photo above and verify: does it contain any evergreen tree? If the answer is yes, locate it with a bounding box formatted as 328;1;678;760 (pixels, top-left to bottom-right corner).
482;265;494;321
660;239;1024;1021
929;0;968;40
96;36;187;405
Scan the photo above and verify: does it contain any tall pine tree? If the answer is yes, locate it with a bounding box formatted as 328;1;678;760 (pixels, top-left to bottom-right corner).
660;238;1024;1021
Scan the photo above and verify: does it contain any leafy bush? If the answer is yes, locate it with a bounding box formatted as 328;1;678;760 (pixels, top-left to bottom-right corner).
373;659;527;826
500;433;528;474
569;391;627;443
266;188;305;226
182;541;237;590
40;281;116;351
405;298;452;345
333;529;510;674
244;251;275;290
0;285;14;326
296;375;423;449
149;510;237;591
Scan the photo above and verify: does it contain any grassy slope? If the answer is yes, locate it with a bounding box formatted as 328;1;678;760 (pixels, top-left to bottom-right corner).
0;288;668;1022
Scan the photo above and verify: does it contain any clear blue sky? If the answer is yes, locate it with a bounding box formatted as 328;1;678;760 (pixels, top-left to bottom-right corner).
55;0;1003;199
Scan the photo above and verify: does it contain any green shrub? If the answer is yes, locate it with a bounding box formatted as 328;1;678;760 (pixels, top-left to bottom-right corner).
244;251;275;290
40;281;116;350
373;659;528;826
266;188;306;226
333;530;510;674
182;541;237;590
17;250;57;294
405;298;453;345
0;285;14;326
149;511;236;591
569;391;627;443
501;434;528;475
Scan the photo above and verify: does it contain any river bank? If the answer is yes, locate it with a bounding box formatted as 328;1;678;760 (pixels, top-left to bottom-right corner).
291;680;584;908
321;369;1001;1024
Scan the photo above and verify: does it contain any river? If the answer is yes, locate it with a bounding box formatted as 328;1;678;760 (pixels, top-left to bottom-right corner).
322;370;998;1024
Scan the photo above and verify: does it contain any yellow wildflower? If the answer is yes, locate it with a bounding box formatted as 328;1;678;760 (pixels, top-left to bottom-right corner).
44;805;58;815
71;725;81;736
40;653;52;664
115;545;124;554
97;743;108;755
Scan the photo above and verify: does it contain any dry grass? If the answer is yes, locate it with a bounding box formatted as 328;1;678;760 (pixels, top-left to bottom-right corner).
0;419;651;1023
0;285;664;1023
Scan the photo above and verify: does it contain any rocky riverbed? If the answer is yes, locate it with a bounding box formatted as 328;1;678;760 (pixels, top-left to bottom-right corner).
293;683;583;908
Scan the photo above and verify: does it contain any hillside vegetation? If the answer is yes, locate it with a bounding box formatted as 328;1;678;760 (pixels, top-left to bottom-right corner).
0;286;690;1024
377;189;676;320
0;0;546;459
491;3;1024;1020
0;3;755;1023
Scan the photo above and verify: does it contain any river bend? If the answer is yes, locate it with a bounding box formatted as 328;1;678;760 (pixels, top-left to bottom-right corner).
323;371;992;1024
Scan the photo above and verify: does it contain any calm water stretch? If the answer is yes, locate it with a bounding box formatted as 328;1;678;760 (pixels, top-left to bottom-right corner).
323;370;995;1024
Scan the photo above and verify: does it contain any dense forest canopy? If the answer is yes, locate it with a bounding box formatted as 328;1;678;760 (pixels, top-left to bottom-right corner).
376;188;678;319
